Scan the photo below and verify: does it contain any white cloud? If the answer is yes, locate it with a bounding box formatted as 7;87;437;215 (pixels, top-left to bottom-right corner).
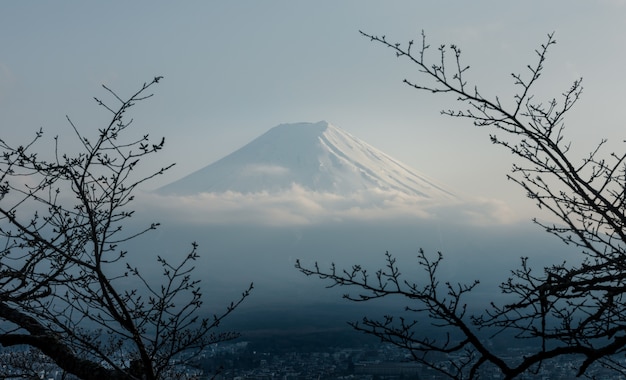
135;185;522;227
242;164;290;176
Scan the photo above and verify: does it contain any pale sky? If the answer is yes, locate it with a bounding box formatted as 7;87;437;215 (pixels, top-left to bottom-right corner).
2;1;625;218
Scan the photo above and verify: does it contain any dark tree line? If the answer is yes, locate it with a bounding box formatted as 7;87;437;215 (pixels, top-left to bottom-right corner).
298;31;626;378
0;77;252;380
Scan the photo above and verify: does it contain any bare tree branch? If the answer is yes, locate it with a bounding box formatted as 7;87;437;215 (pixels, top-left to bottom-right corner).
299;31;626;379
0;77;251;379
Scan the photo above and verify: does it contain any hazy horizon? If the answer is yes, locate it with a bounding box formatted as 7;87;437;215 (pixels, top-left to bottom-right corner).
3;1;624;220
0;2;619;352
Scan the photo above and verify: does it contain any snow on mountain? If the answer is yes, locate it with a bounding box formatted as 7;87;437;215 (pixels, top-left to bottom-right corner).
158;121;455;200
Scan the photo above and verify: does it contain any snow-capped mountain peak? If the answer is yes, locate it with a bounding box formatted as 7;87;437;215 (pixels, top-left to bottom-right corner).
158;121;454;200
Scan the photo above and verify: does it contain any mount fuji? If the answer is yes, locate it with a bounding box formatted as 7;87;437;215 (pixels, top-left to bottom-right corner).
158;121;455;200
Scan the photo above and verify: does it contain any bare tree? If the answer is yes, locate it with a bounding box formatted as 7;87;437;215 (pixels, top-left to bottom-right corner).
297;32;626;378
0;77;252;380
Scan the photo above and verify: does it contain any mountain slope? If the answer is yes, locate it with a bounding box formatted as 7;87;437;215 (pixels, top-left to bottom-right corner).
158;121;454;199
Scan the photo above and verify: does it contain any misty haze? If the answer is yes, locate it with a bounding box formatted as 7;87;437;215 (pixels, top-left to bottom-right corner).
3;2;622;378
135;121;574;335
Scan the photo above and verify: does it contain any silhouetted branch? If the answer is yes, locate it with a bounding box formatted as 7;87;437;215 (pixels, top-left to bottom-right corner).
0;77;250;379
300;31;626;378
